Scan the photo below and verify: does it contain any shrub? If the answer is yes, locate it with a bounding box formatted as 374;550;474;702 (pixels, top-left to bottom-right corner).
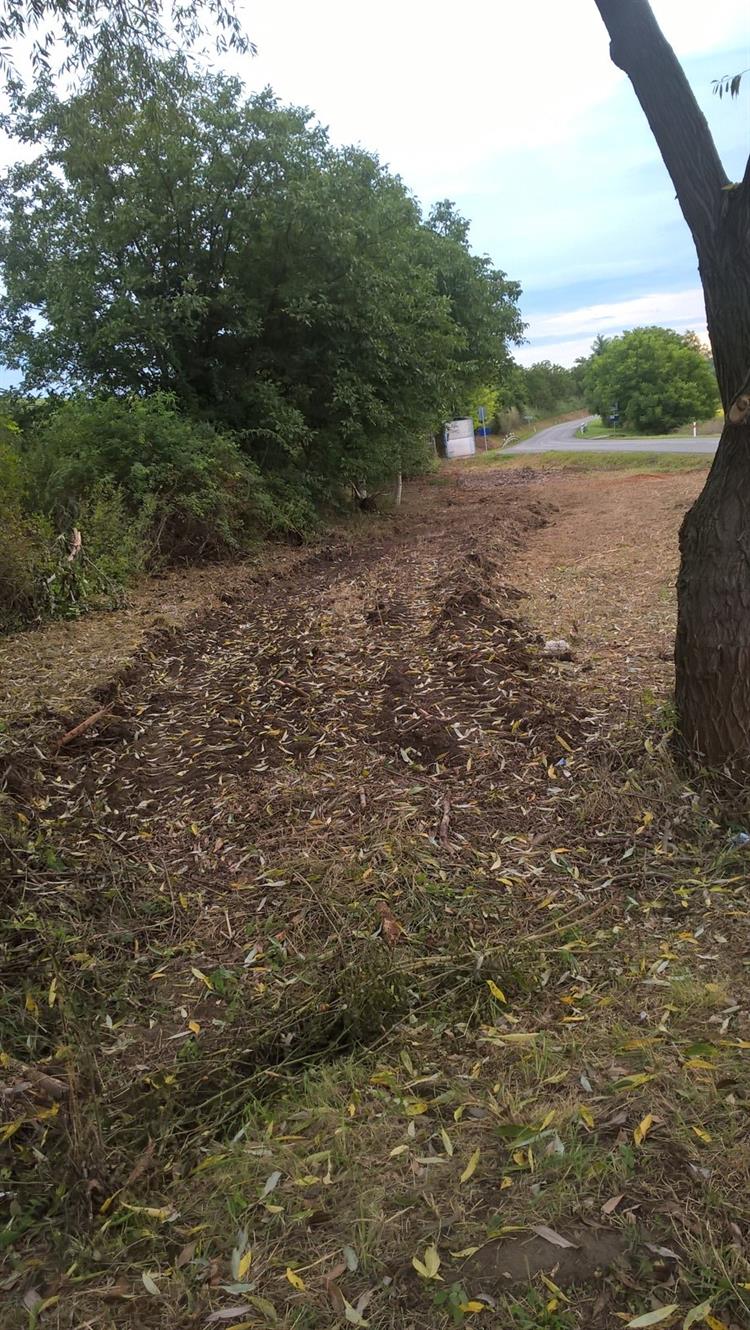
0;509;56;632
0;427;54;631
24;393;267;560
77;480;151;591
1;396;275;631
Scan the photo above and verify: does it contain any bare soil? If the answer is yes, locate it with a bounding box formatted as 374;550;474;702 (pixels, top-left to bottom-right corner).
513;471;704;701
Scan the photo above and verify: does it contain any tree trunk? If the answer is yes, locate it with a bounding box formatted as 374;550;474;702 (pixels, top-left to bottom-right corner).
675;230;750;769
593;0;750;771
676;419;750;766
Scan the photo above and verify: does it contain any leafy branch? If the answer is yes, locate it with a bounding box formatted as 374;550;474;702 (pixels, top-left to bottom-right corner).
712;68;749;99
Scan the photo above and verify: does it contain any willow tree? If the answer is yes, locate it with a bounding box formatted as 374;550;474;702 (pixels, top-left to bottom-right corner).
593;0;750;770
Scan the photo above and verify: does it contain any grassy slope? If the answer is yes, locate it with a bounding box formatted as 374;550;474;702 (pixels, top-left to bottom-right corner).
475;411;588;454
1;468;749;1330
578;416;722;442
466;449;712;474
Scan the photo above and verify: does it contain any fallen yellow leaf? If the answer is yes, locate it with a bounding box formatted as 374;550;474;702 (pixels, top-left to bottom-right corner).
412;1244;441;1280
633;1113;655;1146
460;1149;480;1183
691;1125;712;1144
486;979;507;1003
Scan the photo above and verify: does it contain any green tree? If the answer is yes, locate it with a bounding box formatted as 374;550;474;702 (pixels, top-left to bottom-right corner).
582;326;719;433
468;385;500;431
495;361;528;416
426;200;525;422
0;0;249;79
0;59;523;502
572;334;608;397
522;360;582;416
593;0;750;769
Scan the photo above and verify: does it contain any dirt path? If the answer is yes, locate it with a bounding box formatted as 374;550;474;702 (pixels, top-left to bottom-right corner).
4;464;749;1330
513;470;705;701
9;469;561;887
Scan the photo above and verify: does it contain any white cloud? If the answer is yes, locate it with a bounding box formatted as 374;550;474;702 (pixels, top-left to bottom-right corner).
518;287;710;366
515;337;601;368
531;287;708;339
234;0;749;197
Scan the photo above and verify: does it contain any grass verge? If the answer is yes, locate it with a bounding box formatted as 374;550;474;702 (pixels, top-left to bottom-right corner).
578;417;721;442
463;449;712;474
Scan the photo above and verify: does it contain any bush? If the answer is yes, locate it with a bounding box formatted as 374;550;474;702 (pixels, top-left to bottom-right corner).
0;509;57;632
77;480;151;590
24;393;267;560
0;395;286;632
0;427;53;631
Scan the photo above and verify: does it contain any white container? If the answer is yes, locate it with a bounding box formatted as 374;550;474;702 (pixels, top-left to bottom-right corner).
444;418;476;459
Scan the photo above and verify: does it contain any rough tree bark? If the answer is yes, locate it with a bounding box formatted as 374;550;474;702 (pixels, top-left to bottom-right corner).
593;0;750;770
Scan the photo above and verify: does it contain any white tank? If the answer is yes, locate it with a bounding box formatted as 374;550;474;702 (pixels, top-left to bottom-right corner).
444;418;476;458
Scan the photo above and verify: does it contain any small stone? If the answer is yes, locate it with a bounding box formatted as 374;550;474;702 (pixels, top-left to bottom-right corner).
542;638;573;659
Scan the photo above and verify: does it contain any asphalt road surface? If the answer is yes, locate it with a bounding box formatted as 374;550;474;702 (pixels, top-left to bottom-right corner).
507;417;720;454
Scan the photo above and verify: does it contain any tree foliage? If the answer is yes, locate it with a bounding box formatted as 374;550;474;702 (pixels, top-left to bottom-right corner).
0;59;524;627
521;360;582;416
712;68;748;99
0;59;523;502
581;326;719;433
0;0;250;80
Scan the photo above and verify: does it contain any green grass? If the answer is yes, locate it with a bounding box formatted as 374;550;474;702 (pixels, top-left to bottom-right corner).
578;415;721;441
465;448;712;474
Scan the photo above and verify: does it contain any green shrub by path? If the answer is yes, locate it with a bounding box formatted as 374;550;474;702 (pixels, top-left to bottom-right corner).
24;393;269;561
0;423;55;632
0;509;56;633
0;395;278;631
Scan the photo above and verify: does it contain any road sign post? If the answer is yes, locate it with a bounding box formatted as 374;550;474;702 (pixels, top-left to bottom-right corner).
478;405;488;452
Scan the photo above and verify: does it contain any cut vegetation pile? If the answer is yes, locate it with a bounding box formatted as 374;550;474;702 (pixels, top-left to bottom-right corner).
1;467;749;1330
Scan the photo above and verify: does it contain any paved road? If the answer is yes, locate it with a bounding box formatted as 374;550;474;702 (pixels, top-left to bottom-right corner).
507;417;720;454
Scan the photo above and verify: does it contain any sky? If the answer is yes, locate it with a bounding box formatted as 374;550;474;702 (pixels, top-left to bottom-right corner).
223;0;750;367
0;1;748;379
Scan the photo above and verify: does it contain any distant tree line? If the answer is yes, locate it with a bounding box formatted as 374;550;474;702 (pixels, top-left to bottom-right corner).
468;360;584;435
468;324;719;440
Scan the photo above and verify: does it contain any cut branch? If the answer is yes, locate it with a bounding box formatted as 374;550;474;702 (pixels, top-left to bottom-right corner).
54;705;113;752
438;795;451;847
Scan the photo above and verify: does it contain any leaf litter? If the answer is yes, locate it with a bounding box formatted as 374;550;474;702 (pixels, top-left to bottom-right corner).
2;466;750;1328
